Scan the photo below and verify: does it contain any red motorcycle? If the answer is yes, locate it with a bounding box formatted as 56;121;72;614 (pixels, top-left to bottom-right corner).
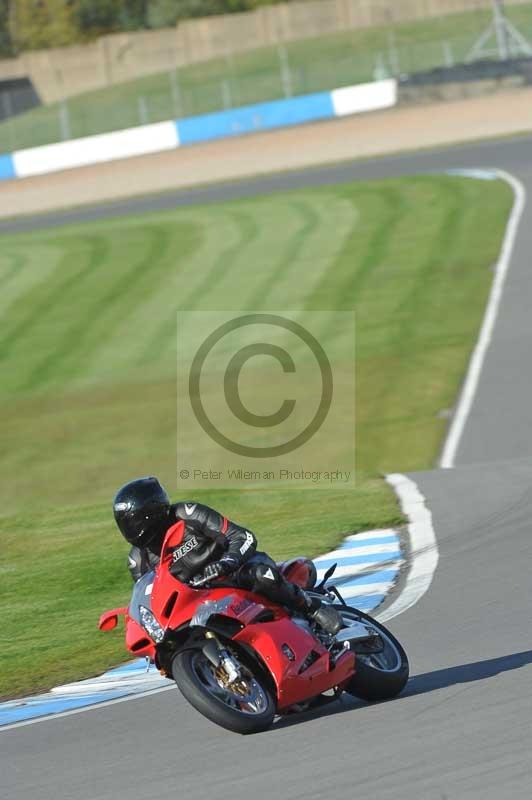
99;521;409;733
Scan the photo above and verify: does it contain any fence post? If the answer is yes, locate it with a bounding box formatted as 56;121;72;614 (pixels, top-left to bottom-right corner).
1;91;12;121
443;40;455;68
169;70;182;118
373;53;390;80
221;79;233;110
224;52;240;107
59;100;71;141
277;43;293;98
387;30;400;76
1;93;16;151
138;96;149;125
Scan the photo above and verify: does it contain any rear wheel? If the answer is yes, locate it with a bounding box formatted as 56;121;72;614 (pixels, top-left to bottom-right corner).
172;647;276;734
334;605;409;701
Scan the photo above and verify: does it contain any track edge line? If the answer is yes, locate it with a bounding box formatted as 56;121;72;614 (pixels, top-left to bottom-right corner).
439;168;527;469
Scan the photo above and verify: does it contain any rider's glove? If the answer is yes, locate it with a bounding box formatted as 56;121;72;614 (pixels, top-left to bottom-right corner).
202;557;238;581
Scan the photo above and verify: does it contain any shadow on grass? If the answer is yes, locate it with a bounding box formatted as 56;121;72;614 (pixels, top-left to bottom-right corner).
271;649;532;730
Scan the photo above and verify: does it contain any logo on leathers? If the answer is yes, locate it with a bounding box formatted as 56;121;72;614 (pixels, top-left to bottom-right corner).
239;531;254;555
184;503;197;515
172;535;199;561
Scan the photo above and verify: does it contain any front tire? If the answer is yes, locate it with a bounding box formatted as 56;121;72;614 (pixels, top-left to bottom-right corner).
334;605;409;701
172;647;276;734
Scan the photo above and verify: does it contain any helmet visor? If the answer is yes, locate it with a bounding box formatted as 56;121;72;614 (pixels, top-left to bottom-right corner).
118;506;169;548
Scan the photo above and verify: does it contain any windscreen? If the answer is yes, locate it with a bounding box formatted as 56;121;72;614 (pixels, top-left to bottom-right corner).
128;570;156;626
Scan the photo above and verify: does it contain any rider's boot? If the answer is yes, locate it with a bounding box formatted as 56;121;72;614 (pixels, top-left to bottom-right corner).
299;591;342;635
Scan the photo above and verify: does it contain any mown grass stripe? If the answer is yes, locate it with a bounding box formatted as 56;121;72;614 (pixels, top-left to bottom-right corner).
245;198;320;310
305;187;397;313
0;252;26;289
394;177;467;350
39;224;177;389
0;234;110;367
18;227;168;390
138;208;261;365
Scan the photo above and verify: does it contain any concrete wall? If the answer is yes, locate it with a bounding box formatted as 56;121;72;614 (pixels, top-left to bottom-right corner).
0;0;530;104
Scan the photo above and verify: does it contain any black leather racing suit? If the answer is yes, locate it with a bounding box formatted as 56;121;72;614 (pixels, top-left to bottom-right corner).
127;501;311;613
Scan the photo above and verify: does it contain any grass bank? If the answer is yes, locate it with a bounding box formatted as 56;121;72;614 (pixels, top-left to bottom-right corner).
1;174;512;698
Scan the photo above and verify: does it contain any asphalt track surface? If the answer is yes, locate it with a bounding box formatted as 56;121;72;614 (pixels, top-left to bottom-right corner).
3;134;532;799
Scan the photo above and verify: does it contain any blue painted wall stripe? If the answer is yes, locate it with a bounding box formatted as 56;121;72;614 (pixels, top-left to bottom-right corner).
0;153;15;180
177;92;334;146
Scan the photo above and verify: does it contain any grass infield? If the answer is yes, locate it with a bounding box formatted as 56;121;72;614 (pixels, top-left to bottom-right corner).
1;174;512;698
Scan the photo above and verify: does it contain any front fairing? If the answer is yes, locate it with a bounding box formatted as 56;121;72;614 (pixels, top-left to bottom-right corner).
151;577;281;633
128;571;156;626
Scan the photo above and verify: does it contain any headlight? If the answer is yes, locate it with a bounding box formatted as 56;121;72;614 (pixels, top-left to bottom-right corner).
139;605;165;643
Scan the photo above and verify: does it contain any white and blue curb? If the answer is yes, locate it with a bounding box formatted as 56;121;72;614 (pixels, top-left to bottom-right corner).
314;528;402;611
0;79;397;182
0;525;402;729
0;660;168;728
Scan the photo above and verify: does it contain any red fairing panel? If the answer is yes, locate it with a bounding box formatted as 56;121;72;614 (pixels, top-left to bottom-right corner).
160;520;187;561
234;618;355;709
152;582;283;633
125;615;156;659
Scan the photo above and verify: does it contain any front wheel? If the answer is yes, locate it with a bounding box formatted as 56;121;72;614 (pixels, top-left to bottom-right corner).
334;605;409;701
172;646;276;734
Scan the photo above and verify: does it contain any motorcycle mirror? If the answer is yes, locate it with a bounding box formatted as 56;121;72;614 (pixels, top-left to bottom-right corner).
316;562;337;591
99;614;117;631
98;608;127;631
322;563;337;583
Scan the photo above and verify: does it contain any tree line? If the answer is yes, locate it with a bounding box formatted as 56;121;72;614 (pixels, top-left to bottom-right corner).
1;0;290;57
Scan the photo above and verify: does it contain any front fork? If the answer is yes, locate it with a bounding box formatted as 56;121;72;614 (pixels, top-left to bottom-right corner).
201;631;241;685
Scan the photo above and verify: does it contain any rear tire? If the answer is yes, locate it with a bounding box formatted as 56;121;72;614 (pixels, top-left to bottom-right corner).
334;606;409;702
172;647;276;734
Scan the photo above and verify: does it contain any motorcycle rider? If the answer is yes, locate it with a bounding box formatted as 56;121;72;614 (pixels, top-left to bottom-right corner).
113;476;341;635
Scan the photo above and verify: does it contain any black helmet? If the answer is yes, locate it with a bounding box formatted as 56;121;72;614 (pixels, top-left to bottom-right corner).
113;477;170;549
